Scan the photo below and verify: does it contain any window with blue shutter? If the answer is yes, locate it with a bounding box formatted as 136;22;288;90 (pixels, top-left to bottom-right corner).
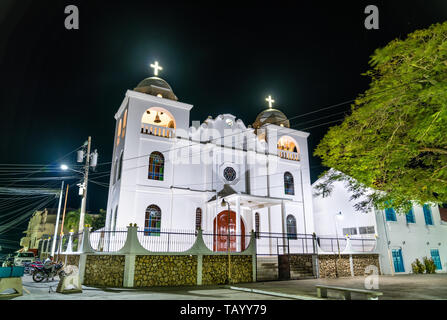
392;249;405;273
406;208;415;224
430;249;442;270
385;207;397;221
423;204;434;225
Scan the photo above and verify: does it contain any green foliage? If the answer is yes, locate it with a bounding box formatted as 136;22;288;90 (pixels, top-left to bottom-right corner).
423;256;437;273
314;21;447;213
91;209;106;232
411;258;426;274
64;209;93;233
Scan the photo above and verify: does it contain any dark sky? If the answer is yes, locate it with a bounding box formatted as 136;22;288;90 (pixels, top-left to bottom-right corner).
0;0;446;249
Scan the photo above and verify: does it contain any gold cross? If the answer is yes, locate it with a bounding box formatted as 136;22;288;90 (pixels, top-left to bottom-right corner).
266;95;275;109
150;61;163;76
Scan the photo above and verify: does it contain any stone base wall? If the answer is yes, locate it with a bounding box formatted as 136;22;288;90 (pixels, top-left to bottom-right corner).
352;254;380;276
58;254;80;267
134;255;197;287
289;254;314;278
202;255;253;285
317;254;380;278
318;255;351;278
83;255;125;287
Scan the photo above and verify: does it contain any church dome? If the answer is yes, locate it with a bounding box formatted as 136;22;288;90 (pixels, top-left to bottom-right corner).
134;76;178;101
252;108;290;129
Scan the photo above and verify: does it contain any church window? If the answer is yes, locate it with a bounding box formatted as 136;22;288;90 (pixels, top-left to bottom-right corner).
113;157;119;184
112;206;118;232
385;207;397;222
144;205;161;236
223;167;236;182
423;204;434;225
284;172;294;195
286;214;297;239
148;152;164;181
195;208;202;231
117;152;123;181
117;118;122;146
255;212;260;239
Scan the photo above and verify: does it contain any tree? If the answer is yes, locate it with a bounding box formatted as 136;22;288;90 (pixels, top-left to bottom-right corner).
91;209;106;232
63;209;93;233
314;21;447;213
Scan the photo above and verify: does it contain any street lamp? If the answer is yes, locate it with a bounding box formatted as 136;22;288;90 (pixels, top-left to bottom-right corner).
221;198;231;284
334;211;343;258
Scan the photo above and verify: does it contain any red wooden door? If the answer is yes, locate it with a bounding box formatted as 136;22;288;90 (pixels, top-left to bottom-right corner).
213;211;245;252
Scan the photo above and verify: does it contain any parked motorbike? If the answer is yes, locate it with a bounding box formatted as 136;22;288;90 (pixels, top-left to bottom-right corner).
32;262;65;282
25;260;43;275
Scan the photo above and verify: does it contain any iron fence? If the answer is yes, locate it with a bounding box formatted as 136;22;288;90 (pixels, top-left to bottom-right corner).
256;232;316;255
137;229;197;252
202;232;251;252
90;228;127;252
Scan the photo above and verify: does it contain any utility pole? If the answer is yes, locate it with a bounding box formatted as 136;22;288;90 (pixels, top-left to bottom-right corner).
79;137;91;235
77;136;98;235
50;181;65;257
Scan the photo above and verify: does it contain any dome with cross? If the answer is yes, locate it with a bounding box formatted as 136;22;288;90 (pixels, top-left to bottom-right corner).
252;95;290;129
134;61;178;101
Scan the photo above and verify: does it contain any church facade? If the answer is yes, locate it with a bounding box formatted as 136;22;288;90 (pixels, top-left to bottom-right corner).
105;66;315;254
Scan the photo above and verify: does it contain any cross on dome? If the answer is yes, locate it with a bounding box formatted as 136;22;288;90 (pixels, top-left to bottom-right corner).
150;61;163;76
265;95;275;109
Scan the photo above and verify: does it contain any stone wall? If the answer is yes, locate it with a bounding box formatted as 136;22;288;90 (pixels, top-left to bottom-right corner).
352;254;380;276
59;254;80;267
83;255;125;287
318;255;351;278
202;255;253;285
317;254;380;278
134;255;197;287
289;254;314;278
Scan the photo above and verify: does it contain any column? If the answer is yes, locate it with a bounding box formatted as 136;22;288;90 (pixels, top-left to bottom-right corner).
281;201;287;253
236;196;241;251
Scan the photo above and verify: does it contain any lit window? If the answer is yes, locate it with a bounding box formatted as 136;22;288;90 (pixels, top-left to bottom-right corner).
286;215;297;239
148;152;164;181
144;205;161;236
284;172;294;195
195;208;202;231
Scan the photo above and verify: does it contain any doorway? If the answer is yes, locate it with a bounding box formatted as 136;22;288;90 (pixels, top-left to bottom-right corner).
213;210;246;252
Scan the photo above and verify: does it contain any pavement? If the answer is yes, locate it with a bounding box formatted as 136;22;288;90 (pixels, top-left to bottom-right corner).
4;273;447;300
236;274;447;300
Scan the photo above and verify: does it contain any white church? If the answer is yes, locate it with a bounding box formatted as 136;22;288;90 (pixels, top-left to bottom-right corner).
103;61;446;274
104;62;314;254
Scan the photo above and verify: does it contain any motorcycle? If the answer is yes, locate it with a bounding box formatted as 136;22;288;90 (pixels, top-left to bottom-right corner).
25;260;43;275
32;262;65;282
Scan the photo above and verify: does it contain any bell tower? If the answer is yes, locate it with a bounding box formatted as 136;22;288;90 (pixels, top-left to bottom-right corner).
105;61;193;231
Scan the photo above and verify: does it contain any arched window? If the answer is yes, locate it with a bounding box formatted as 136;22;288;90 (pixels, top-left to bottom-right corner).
255;212;260;239
286;214;297;239
144;205;161;236
112;206;118;231
195;208;202;231
117;152;123;181
113;157;119;184
284;172;295;195
148;152;164;181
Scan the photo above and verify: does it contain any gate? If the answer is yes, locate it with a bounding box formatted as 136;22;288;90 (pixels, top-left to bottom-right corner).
278;255;291;280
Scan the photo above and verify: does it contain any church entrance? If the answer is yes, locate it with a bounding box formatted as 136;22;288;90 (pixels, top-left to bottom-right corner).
213;210;245;252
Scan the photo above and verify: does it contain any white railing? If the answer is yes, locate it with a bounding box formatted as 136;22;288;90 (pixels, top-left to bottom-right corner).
141;123;175;138
277;149;300;161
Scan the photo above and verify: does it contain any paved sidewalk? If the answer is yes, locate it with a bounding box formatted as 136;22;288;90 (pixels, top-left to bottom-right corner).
10;275;290;300
235;274;447;300
6;274;447;300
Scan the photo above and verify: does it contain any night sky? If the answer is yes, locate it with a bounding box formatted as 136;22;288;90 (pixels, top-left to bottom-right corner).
0;0;446;250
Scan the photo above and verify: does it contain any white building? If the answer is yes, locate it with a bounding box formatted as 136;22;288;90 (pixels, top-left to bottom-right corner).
313;172;447;274
105;65;315;254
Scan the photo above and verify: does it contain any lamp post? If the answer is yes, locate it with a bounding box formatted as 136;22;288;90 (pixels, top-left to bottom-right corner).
221;198;231;284
334;211;343;259
333;211;343;278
